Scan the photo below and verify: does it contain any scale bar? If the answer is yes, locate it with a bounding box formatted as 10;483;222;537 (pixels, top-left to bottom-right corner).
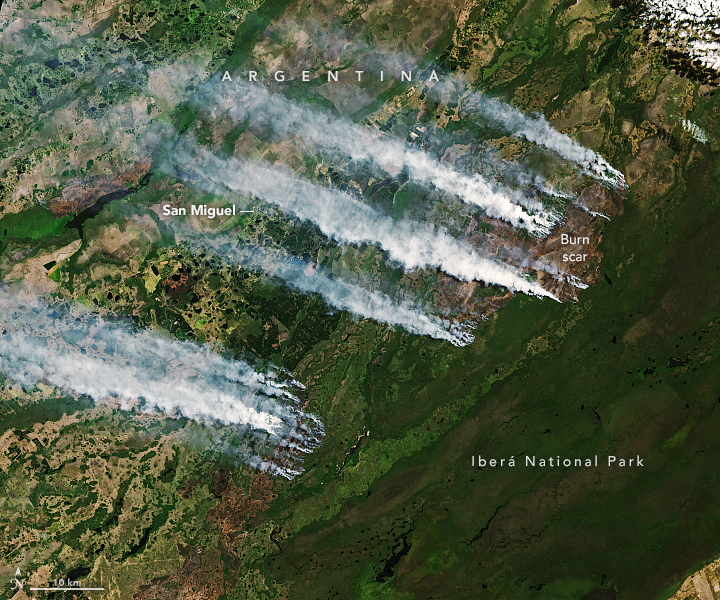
30;588;105;591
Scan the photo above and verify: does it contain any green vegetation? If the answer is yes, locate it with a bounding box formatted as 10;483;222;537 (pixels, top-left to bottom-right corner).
0;206;72;241
2;0;720;598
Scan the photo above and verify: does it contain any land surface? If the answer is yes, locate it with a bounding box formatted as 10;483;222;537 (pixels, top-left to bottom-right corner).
1;0;720;599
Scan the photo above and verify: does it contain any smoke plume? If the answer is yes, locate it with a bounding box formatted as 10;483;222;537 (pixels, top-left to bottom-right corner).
167;138;558;300
168;222;476;346
460;91;627;189
0;289;323;478
197;78;558;235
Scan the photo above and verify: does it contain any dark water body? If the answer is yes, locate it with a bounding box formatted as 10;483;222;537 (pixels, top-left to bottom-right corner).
580;590;616;600
64;187;136;235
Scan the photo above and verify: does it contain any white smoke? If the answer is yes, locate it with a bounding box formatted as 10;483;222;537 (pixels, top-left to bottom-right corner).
682;119;710;143
197;78;558;235
169;222;476;346
0;289;323;478
566;274;590;290
168;139;558;301
461;91;627;190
